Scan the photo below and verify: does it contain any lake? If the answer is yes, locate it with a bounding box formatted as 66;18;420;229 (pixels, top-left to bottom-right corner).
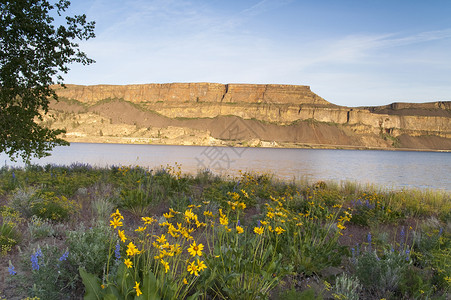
1;143;450;191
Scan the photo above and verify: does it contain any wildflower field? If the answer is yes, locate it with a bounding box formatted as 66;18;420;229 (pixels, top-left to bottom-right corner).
0;163;449;299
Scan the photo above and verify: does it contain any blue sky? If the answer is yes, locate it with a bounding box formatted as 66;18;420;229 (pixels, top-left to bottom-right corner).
64;0;451;107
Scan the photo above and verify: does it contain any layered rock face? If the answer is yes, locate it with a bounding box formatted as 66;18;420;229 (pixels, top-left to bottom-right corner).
50;83;451;150
53;83;330;105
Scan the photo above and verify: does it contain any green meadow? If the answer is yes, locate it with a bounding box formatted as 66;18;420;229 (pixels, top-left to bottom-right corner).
0;163;449;299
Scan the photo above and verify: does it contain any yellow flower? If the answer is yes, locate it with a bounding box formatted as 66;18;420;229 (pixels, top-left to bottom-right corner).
184;209;196;222
187;261;199;276
110;209;124;220
219;215;228;226
337;223;346;230
134;281;142;296
142;216;156;224
196;259;207;272
196;220;206;228
126;242;140;256
110;217;123;229
274;226;285;235
156;234;167;244
254;226;264;235
163;212;174;219
236;225;244;234
238;202;246;210
160;259;170;273
203;210;214;217
118;230;127;242
135;226;146;232
267;212;275;219
124;258;133;268
188;241;204;257
169;208;180;214
183;277;188;284
101;284;105;289
168;226;180;238
260;220;268;226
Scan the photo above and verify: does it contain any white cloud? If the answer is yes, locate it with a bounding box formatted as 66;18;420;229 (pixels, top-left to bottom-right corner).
64;1;451;106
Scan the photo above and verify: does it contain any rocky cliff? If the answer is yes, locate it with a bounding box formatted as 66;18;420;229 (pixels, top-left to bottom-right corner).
46;83;451;151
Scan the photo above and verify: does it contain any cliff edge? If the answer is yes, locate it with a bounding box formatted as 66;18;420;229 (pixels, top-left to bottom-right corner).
44;83;451;151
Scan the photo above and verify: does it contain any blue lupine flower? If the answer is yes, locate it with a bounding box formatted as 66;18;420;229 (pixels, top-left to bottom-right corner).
439;227;443;236
12;171;15;180
367;233;372;251
114;242;121;261
237;219;241;226
31;253;40;271
400;227;405;240
351;248;356;264
59;250;69;262
399;226;405;249
405;249;410;261
8;262;16;275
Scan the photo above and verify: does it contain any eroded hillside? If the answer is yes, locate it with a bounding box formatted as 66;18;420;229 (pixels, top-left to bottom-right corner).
41;83;451;151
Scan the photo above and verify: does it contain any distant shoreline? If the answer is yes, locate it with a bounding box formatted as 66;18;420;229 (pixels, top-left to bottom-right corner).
63;138;451;153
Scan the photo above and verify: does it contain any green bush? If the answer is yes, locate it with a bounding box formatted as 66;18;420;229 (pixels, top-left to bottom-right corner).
26;245;76;299
354;248;411;298
66;222;113;278
27;216;56;240
0;206;23;255
30;192;79;222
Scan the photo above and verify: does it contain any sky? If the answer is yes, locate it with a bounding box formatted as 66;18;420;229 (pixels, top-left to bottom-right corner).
62;0;451;107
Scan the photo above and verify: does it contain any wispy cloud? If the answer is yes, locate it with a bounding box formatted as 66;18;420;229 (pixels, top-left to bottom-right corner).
66;1;451;106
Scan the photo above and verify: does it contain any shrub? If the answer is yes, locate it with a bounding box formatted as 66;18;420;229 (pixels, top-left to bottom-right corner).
30;192;79;222
25;245;76;299
354;248;411;298
8;187;37;218
332;273;362;300
66;222;113;278
0;206;23;255
27;216;56;240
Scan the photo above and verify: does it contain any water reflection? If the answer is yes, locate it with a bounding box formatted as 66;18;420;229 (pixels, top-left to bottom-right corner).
1;143;450;191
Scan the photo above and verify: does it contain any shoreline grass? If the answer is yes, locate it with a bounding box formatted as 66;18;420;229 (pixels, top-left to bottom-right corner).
0;163;449;299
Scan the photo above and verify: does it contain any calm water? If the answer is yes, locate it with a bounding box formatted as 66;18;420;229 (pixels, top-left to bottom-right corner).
1;143;450;191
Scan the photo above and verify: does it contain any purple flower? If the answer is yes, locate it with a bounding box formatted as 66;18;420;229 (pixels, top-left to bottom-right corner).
114;242;121;261
59;250;69;262
367;233;372;251
8;262;16;275
31;254;39;271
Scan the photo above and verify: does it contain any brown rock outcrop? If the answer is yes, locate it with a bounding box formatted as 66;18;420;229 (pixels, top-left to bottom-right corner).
53;83;330;105
49;83;451;151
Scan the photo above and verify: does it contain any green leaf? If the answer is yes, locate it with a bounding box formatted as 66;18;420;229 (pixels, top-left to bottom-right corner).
104;285;123;300
141;271;161;300
79;267;104;300
186;291;202;300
